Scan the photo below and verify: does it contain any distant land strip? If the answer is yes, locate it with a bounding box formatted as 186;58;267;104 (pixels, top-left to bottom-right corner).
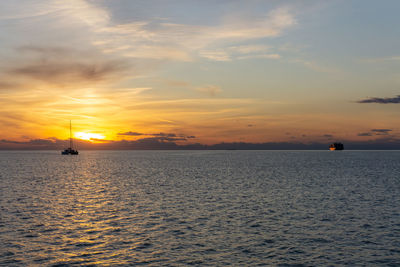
1;138;400;150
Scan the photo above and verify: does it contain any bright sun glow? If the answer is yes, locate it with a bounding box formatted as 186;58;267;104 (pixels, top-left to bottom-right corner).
75;132;105;141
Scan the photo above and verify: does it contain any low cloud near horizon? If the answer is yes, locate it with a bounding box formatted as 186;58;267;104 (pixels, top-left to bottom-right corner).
2;136;400;150
357;95;400;104
357;129;393;137
117;131;196;142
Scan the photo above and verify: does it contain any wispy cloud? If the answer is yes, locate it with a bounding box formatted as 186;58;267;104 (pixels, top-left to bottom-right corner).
0;81;20;90
237;54;280;60
10;59;125;84
200;45;281;61
357;132;372;137
199;50;231;61
229;45;271;54
291;58;340;73
91;6;296;61
0;45;131;92
357;95;400;104
362;56;400;63
371;129;392;135
0;0;297;94
357;129;393;137
195;85;222;96
118;131;144;136
0;1;365;145
117;131;195;142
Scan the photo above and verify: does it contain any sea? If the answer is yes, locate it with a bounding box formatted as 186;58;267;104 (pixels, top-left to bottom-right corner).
0;150;399;266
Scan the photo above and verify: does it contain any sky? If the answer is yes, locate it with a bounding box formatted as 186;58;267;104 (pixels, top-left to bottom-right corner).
0;0;400;149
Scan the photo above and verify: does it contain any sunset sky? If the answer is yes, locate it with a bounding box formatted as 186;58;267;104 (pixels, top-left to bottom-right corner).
1;0;400;147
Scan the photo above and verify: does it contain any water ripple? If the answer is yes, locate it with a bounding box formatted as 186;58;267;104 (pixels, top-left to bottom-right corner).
1;150;400;265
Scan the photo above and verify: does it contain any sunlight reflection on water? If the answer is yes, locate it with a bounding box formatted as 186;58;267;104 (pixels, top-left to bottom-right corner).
1;150;400;266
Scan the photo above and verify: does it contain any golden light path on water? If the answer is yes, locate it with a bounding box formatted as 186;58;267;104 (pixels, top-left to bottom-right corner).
33;158;135;265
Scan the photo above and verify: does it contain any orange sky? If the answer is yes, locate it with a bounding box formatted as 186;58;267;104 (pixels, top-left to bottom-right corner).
0;0;399;146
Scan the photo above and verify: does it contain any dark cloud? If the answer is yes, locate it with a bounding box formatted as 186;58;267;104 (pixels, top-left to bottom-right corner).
5;46;129;86
0;138;56;147
322;134;333;138
152;132;177;137
17;46;72;56
358;132;372;137
371;129;392;133
0;139;21;144
10;61;125;82
0;81;20;90
371;129;392;135
357;129;393;137
357;95;400;104
118;131;195;139
118;131;144;136
139;136;187;142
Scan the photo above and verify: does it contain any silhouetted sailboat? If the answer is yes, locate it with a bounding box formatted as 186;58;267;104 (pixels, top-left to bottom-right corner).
61;120;79;155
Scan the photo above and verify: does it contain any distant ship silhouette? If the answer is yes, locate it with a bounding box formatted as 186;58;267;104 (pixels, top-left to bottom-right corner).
61;120;79;155
329;142;344;151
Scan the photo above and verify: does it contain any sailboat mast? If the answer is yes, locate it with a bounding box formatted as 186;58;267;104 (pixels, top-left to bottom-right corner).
70;120;72;149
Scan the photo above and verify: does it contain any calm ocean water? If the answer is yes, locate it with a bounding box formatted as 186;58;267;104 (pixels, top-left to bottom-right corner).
1;150;399;266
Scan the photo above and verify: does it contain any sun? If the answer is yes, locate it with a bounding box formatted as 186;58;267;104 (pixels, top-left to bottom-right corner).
74;132;105;141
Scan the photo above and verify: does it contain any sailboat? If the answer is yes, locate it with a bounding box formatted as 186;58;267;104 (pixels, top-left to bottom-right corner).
61;120;79;155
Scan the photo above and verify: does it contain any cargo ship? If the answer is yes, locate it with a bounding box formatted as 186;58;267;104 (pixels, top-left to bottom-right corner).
329;142;344;151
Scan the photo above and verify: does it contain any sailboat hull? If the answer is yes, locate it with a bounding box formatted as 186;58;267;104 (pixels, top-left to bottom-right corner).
61;148;79;155
61;151;79;155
